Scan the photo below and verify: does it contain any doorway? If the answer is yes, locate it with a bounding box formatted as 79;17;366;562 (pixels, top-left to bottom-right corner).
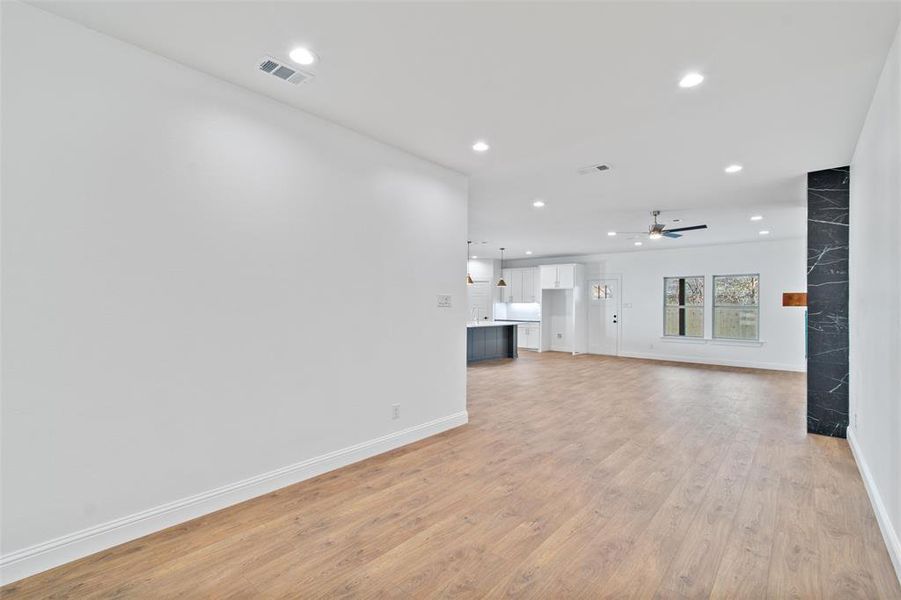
588;278;621;356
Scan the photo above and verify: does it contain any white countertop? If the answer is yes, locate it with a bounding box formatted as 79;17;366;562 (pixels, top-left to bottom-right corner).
466;321;520;328
495;320;541;324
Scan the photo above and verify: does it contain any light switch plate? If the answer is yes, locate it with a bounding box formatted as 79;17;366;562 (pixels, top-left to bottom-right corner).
436;294;452;308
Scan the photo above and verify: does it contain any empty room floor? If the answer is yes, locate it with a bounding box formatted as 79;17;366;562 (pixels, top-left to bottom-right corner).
3;352;898;599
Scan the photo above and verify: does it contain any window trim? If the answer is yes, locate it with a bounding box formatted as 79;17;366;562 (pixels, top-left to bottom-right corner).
662;275;705;338
712;273;760;341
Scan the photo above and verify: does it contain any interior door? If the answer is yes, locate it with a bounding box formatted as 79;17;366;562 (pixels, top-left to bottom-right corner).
588;278;620;355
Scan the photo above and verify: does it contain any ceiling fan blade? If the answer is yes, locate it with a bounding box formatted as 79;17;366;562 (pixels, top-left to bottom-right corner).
662;232;682;239
665;224;707;233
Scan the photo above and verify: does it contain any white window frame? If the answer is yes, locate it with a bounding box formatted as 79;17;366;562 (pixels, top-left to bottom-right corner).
663;275;705;338
712;273;760;341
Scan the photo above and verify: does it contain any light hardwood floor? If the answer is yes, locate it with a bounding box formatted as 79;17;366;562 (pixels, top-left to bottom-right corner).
3;352;899;599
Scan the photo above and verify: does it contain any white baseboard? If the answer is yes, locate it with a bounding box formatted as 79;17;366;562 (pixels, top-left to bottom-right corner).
617;350;805;372
0;410;468;586
847;427;901;586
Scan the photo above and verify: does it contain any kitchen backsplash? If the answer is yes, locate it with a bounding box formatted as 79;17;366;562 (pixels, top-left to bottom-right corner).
494;302;541;322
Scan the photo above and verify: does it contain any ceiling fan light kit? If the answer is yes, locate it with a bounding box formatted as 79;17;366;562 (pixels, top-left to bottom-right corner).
618;210;708;242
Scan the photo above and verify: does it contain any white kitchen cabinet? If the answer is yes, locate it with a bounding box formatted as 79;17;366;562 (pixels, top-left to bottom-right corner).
498;267;541;303
517;323;540;350
511;269;524;303
521;269;535;303
539;263;587;355
557;264;575;289
540;265;558;289
540;264;576;289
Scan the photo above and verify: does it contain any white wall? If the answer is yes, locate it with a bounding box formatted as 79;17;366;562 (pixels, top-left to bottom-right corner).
509;238;807;371
0;2;467;582
848;20;901;582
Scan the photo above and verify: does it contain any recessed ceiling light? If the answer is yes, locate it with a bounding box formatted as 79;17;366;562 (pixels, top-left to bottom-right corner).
679;72;704;88
725;164;743;174
472;140;490;153
607;231;617;236
525;250;533;255
759;230;770;235
471;255;478;259
750;215;763;221
634;241;643;246
532;200;545;208
289;47;317;66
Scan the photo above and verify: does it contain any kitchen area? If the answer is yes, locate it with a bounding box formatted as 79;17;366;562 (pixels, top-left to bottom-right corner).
467;253;586;362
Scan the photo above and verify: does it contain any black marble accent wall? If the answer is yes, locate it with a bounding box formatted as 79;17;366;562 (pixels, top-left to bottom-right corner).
807;167;850;438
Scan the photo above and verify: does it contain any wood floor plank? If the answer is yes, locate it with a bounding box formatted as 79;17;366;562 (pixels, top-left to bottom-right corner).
706;431;781;599
2;351;899;599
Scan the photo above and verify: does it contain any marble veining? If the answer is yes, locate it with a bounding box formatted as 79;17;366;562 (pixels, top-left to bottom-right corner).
806;166;849;438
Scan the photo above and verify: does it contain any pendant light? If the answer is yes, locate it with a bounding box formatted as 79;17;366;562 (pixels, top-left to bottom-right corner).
496;247;507;287
466;241;475;286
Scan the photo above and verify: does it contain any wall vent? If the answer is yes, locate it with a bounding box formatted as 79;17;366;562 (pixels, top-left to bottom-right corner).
257;56;314;85
577;163;611;175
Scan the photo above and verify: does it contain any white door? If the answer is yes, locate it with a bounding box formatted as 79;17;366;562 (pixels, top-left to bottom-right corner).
588;278;620;355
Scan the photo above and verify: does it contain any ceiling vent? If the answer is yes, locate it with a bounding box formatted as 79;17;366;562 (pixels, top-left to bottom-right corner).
577;163;611;175
257;56;314;85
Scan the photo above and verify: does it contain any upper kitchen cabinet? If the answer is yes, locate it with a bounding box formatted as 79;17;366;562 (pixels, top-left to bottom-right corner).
499;267;540;303
521;268;538;303
540;264;576;289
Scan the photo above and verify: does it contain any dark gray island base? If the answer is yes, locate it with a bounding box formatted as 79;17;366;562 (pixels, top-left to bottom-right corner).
467;322;518;363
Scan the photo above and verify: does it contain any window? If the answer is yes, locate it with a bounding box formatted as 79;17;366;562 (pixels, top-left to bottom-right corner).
591;283;612;300
664;276;704;337
714;274;759;340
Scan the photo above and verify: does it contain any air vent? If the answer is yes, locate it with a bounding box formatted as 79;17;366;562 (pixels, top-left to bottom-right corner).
257;56;314;85
577;163;611;175
259;59;279;73
273;65;296;80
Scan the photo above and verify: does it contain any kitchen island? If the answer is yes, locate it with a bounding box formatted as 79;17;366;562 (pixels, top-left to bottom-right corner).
467;321;518;363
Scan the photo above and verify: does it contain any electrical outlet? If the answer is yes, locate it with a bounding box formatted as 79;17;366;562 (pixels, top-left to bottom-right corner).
392;404;400;420
556;333;563;339
853;412;859;429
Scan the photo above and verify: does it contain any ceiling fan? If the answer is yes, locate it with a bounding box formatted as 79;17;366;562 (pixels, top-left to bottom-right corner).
620;210;708;240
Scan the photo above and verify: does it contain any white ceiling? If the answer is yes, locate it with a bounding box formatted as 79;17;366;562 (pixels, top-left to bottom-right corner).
32;1;900;258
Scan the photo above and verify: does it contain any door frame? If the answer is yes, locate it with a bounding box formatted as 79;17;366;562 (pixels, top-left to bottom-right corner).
588;275;622;356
